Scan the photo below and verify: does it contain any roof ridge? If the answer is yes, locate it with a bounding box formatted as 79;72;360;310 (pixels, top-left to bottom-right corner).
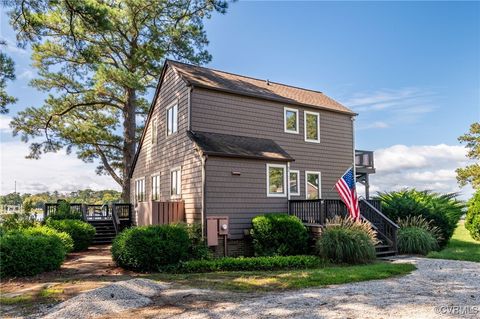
167;59;326;95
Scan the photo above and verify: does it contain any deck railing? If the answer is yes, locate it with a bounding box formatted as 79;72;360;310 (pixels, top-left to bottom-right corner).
355;150;375;169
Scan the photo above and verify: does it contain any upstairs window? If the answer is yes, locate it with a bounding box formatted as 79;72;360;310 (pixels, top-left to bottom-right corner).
170;167;181;198
151;174;160;200
305;171;321;200
267;164;287;197
284;107;299;134
151;120;157;144
289;170;300;196
305;111;320;143
166;103;178;136
135;178;145;203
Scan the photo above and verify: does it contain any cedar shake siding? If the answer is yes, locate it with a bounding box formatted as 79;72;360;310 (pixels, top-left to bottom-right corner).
130;66;202;225
191;87;354;200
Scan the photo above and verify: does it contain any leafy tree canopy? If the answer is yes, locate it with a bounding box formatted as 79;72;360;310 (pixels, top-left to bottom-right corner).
0;40;17;113
4;0;228;200
456;122;480;189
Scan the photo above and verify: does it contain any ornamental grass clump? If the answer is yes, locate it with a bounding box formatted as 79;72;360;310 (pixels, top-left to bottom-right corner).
316;216;378;264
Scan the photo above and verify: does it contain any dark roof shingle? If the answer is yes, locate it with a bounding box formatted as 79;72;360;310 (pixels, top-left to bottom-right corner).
188;131;294;162
169;60;355;115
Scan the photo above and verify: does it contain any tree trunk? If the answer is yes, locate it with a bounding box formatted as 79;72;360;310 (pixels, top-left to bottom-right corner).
122;88;137;202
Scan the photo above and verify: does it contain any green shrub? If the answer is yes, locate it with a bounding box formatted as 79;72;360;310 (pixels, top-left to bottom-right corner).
251;214;308;256
178;223;212;260
46;219;95;251
23;226;74;253
0;212;38;231
175;255;324;273
377;189;464;247
397;215;443;245
0;229;66;277
47;201;82;220
465;190;480;241
316;216;378;264
397;227;438;255
111;224;191;271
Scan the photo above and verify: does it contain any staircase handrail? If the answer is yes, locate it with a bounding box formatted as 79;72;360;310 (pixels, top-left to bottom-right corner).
111;206;120;234
359;197;399;229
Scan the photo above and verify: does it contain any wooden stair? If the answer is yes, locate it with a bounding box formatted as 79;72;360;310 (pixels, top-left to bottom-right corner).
89;219;117;244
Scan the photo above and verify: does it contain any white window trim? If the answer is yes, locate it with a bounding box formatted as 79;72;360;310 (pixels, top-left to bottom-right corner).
266;163;287;198
289;169;300;196
304;111;320;143
305;171;321;200
151;173;160;200
170;166;182;199
135;177;146;203
284;107;299;134
151;119;157;145
165;101;178;137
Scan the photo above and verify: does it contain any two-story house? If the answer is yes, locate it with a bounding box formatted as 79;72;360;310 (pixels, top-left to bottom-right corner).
130;60;363;256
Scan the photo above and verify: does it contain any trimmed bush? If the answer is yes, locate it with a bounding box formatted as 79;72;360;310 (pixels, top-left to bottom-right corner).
178;223;212;260
47;201;82;220
465;190;480;241
251;214;308;256
0;212;38;231
176;255;324;273
0;229;66;277
46;219;95;251
23;226;74;253
111;224;191;271
316;216;378;264
397;227;438;255
377;189;464;247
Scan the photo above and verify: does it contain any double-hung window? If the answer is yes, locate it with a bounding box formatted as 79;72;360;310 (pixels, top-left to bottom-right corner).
305;171;321;200
166;103;178;136
284;107;299;134
289;170;300;196
304;111;320;143
170;167;181;198
266;164;287;197
135;178;145;203
151;174;160;200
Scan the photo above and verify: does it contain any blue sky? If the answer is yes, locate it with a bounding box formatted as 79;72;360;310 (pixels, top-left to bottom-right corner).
1;1;479;198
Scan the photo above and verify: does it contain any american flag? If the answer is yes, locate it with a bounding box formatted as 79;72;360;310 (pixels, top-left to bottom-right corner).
335;168;360;220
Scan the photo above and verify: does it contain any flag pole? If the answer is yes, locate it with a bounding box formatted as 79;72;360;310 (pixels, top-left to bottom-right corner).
352;116;356;186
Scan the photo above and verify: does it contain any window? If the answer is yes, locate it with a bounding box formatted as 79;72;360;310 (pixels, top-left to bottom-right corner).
267;164;287;197
305;171;321;200
166;103;178;136
135;178;145;203
284;107;299;134
289;170;300;196
151;174;160;200
151;119;157;144
170;167;181;198
304;111;320;143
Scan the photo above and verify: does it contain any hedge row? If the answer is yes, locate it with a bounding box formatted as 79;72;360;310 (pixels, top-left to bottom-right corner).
175;255;324;273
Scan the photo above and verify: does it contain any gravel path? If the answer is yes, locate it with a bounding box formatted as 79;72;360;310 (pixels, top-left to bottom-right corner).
42;257;480;319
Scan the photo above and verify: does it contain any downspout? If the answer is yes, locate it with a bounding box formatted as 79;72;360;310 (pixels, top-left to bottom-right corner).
287;161;291;214
351;116;357;183
201;153;208;239
187;86;192;131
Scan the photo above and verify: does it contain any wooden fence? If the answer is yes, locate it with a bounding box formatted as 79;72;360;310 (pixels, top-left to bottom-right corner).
136;200;185;226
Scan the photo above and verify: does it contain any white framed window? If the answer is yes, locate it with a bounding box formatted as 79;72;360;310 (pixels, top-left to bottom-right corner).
284;107;299;134
151;119;157;145
135;177;145;203
170;167;182;198
266;163;287;197
304;111;320;143
166;102;178;136
305;171;321;200
289;170;300;196
151;174;160;200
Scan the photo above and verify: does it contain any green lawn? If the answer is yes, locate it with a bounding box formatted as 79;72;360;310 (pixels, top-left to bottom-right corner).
427;220;480;262
150;262;415;292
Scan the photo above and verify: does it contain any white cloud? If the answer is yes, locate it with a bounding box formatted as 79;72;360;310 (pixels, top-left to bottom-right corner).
18;69;35;80
358;121;389;130
0;115;12;133
0;141;120;195
364;144;474;200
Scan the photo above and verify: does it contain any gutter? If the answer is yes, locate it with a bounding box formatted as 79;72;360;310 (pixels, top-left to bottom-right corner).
201;153;208;239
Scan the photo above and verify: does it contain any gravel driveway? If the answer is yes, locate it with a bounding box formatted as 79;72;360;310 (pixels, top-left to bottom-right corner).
42;257;480;319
